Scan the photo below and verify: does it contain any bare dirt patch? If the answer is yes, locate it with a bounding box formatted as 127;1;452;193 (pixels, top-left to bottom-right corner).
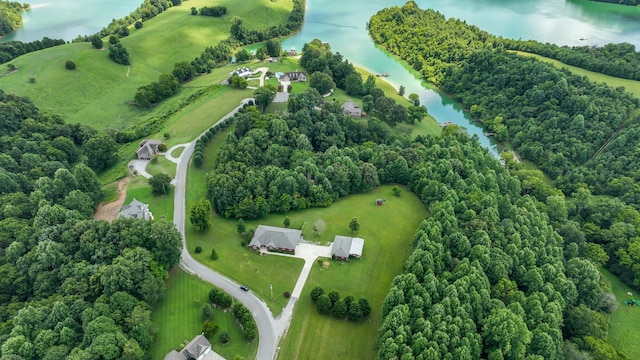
94;177;130;222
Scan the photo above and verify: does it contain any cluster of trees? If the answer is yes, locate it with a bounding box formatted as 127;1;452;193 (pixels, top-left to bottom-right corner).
310;286;371;322
0;37;66;65
198;6;227;17
88;0;177;40
206;92;402;218
231;303;257;341
0;1;27;36
133;74;180;108
503;40;640;81
107;37;131;65
208;288;233;309
0;92;183;359
229;0;305;45
301;39;425;124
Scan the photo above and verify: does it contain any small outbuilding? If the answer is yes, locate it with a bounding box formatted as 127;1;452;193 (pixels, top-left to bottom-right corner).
331;235;364;260
375;199;384;206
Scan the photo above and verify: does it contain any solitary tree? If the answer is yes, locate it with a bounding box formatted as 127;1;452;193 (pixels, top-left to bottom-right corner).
309;71;335;95
90;35;103;49
219;330;230;345
210;248;219;260
349;217;360;232
190;198;212;231
313;218;326;235
283;217;291;228
134;21;143;29
201;304;212;321
253;85;276;112
149;173;172;196
65;60;76;70
398;85;405;96
236;218;246;234
408;93;420;106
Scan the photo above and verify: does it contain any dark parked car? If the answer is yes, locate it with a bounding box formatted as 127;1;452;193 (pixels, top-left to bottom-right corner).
240;285;249;292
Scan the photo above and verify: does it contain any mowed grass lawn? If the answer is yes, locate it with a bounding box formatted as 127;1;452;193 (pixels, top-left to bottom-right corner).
277;185;427;360
150;270;257;360
1;0;293;129
600;268;640;358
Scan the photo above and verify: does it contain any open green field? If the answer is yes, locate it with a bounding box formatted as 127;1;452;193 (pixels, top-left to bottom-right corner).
158;86;252;147
150;269;257;360
124;176;174;222
513;51;640;100
600;268;640;359
1;0;293;129
277;185;427;359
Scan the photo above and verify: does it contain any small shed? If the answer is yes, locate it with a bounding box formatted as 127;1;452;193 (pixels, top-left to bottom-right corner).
376;199;384;206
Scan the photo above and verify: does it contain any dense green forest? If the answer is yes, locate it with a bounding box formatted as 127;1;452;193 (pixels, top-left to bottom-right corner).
369;2;640;293
204;44;618;359
0;90;183;359
0;1;27;36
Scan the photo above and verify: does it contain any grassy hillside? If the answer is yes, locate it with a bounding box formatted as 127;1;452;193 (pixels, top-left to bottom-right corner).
600;268;640;359
0;0;293;129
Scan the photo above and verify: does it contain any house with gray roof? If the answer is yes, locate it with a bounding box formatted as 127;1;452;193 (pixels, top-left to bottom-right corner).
249;225;302;253
280;71;306;82
164;334;224;360
136;139;163;160
342;101;362;119
118;198;154;220
331;235;364;260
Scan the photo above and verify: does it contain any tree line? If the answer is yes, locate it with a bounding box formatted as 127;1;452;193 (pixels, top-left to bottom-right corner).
0;38;66;65
0;90;183;358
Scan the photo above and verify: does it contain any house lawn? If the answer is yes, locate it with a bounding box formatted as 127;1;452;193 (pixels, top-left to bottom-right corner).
277;185;427;360
150;269;257;360
124;176;174;222
600;267;640;359
145;156;176;179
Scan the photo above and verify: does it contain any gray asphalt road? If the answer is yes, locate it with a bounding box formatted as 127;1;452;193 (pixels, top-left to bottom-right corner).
171;99;278;360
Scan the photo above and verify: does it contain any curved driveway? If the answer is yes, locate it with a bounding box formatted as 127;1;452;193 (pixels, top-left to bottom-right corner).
170;99;278;360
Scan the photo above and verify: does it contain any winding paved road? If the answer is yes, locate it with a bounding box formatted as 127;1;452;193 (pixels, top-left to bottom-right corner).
169;99;279;360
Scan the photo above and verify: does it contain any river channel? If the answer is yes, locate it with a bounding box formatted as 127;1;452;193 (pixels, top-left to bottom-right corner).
6;0;640;155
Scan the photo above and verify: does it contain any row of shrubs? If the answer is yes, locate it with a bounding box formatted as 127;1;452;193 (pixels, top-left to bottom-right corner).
310;286;372;322
208;287;233;309
232;302;257;341
193;102;252;167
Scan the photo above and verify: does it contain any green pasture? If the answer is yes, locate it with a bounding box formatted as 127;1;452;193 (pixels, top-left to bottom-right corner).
1;0;293;129
600;268;640;359
513;51;640;100
157;86;252;146
124;176;174;222
277;185;427;360
150;270;257;360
